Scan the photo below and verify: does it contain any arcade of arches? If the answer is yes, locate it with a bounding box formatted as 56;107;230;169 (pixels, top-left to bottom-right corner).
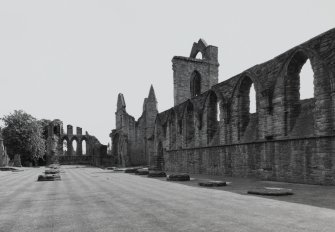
46;120;108;166
111;28;335;185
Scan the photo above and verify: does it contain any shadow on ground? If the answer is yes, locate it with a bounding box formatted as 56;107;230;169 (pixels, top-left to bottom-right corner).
130;172;335;210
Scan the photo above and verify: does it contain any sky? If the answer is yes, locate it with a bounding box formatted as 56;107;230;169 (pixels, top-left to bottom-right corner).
0;0;334;145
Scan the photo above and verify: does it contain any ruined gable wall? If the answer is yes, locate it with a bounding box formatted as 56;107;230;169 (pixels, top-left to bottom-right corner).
172;42;219;106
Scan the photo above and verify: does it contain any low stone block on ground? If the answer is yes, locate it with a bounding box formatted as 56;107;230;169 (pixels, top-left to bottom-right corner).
148;171;166;177
247;187;293;196
167;173;190;181
37;174;61;181
135;168;149;175
45;169;60;174
198;181;227;187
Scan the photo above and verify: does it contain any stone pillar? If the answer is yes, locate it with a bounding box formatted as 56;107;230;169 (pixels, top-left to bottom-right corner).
77;140;82;155
76;127;82;135
68;141;73;156
67;125;73;135
0;137;4;167
313;59;332;136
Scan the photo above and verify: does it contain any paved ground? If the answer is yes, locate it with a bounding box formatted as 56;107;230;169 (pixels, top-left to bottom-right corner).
0;166;335;232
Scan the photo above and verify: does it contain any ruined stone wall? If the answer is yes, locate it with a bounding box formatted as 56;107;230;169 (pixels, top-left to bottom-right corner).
46;119;108;166
0;134;9;167
173;39;219;106
165;136;335;185
151;28;335;185
111;87;158;167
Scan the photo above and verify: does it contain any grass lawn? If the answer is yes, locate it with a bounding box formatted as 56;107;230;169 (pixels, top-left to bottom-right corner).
0;166;334;232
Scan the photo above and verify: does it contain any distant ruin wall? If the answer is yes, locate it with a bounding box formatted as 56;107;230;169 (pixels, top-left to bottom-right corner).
59;156;93;165
47;119;110;166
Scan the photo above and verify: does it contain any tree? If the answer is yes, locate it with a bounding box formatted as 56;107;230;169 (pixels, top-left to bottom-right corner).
2;110;46;166
38;118;51;165
39;119;51;140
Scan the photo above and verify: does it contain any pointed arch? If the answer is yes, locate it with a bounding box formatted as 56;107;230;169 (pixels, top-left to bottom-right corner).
183;101;195;147
61;136;70;156
190;38;208;59
80;137;88;155
190;71;201;97
204;91;219;143
168;109;177;150
235;75;258;140
70;136;79;156
284;49;316;134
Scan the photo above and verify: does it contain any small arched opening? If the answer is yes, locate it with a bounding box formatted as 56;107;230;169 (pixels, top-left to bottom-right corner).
190;71;201;97
62;139;68;156
195;52;203;59
82;139;87;155
72;139;78;156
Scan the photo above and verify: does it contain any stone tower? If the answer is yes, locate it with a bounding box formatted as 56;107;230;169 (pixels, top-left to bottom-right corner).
116;93;127;130
144;85;158;138
143;85;158;164
172;38;219;105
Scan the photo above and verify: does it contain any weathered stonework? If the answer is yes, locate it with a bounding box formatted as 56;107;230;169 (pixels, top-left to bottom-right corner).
110;86;158;167
46;119;108;166
112;28;335;185
0;131;9;167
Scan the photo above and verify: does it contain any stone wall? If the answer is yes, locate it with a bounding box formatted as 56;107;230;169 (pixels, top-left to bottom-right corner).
59;155;93;165
110;86;158;167
165;135;335;185
150;28;335;185
172;39;219;106
47;119;108;166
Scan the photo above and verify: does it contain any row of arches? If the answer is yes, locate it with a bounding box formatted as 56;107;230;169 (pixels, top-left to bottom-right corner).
189;55;313;111
164;49;317;150
62;139;87;156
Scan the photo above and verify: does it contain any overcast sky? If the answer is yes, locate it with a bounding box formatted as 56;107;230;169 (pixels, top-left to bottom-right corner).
0;0;334;144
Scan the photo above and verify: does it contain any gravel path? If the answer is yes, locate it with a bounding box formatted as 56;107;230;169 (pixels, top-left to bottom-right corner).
0;166;334;232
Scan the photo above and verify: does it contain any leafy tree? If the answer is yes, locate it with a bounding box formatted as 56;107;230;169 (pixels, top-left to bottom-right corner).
2;110;46;166
39;119;51;140
38;119;51;165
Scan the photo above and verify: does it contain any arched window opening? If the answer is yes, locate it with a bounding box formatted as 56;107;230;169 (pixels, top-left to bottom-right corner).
72;140;77;156
195;52;203;59
190;71;201;97
300;59;314;100
185;103;194;146
285;51;315;134
82;140;87;155
250;83;256;113
239;76;257;138
207;92;218;143
62;140;68;156
169;111;176;150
